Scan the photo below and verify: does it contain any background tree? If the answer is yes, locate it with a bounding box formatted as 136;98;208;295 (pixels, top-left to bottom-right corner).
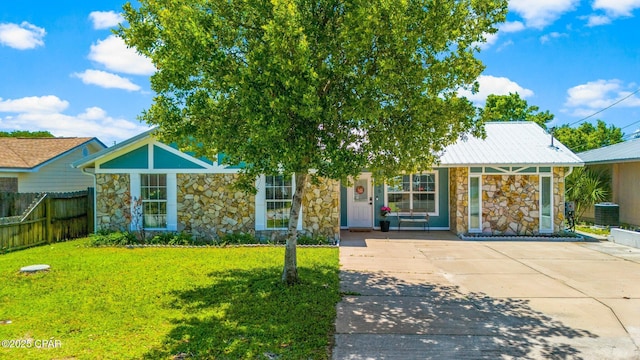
480;92;554;129
553;120;624;153
0;130;54;138
118;0;508;284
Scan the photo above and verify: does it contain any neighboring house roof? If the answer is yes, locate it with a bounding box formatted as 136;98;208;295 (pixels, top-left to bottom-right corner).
578;137;640;164
0;137;106;171
440;122;583;167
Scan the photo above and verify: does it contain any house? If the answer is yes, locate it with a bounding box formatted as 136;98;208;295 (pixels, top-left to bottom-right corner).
578;138;640;227
72;122;582;240
0;137;106;192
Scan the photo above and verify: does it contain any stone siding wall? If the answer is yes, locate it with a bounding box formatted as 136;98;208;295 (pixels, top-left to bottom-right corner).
302;178;341;240
177;174;255;239
95;172;341;240
95;174;131;231
451;167;566;235
481;174;539;235
450;167;469;235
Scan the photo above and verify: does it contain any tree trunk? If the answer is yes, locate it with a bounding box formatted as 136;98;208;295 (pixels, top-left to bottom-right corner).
282;171;308;285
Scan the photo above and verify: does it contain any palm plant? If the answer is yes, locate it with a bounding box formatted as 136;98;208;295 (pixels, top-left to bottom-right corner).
565;167;610;221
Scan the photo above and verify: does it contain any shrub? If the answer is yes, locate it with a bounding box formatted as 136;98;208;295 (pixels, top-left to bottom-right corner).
217;233;258;245
297;234;331;245
89;230;137;246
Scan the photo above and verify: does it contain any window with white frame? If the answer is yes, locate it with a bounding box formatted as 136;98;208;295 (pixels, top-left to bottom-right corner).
387;173;436;213
140;174;167;229
265;175;293;229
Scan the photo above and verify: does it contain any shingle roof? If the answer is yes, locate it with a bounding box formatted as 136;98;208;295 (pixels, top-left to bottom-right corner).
0;137;97;169
440;122;583;166
578;138;640;164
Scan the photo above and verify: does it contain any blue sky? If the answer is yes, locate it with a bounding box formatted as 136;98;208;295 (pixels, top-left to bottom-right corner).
1;1;639;145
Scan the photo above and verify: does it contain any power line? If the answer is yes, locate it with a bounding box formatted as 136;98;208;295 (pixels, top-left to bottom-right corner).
620;118;640;131
567;87;640;127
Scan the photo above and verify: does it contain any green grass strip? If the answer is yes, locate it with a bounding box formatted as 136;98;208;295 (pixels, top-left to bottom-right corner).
0;239;340;359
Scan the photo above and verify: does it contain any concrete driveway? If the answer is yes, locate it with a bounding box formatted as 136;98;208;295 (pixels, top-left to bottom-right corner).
333;231;640;359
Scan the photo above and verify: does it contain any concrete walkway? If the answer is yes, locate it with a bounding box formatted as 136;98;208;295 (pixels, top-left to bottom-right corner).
333;231;640;359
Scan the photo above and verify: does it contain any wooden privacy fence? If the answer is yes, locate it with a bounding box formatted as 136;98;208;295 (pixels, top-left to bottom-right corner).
0;189;94;252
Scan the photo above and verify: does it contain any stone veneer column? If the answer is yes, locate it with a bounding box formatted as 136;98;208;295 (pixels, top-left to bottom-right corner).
302;177;340;241
177;174;255;240
553;167;566;232
95;173;131;231
451;167;469;235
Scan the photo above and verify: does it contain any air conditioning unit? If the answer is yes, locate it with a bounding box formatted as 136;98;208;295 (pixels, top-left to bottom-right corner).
594;203;619;227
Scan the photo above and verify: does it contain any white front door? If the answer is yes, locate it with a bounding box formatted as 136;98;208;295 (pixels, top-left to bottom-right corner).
347;174;373;229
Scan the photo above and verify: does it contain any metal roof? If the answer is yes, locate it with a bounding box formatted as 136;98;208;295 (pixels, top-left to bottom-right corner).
439;122;584;166
578;137;640;164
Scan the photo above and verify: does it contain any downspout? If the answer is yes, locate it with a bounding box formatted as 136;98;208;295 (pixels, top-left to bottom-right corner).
564;166;574;178
81;167;98;234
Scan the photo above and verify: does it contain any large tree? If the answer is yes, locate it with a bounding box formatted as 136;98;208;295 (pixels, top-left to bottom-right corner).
118;0;508;284
553;120;624;153
480;92;554;129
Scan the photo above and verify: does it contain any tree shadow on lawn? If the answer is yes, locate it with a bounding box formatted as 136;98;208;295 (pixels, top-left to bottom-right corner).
335;271;599;359
143;265;340;360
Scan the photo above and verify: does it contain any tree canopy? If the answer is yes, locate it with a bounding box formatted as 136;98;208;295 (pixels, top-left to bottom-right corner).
0;130;54;138
118;0;508;283
553;120;624;153
480;92;554;129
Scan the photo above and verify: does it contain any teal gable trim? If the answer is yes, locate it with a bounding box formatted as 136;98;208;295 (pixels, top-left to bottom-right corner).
101;145;149;169
153;145;206;169
167;142;214;165
217;153;246;169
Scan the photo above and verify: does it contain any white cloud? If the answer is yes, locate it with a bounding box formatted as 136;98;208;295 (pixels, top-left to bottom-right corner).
540;32;568;44
0;95;68;114
563;79;640;116
72;69;141;91
500;21;526;33
593;0;640;16
459;75;534;104
585;0;640;26
0;96;150;144
88;35;155;75
0;22;45;50
586;15;613;26
509;0;579;29
89;11;124;30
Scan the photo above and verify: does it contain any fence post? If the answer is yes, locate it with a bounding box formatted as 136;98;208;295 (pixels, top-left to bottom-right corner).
45;194;53;243
87;187;95;235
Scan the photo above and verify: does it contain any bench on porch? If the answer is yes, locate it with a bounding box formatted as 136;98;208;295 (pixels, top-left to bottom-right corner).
396;209;430;232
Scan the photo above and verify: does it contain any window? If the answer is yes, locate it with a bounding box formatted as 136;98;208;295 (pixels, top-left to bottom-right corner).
141;174;167;229
540;175;553;233
265;175;293;229
469;175;481;232
387;173;436;213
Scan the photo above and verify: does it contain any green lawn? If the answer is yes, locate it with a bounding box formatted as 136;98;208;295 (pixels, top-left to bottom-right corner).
0;239;340;359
